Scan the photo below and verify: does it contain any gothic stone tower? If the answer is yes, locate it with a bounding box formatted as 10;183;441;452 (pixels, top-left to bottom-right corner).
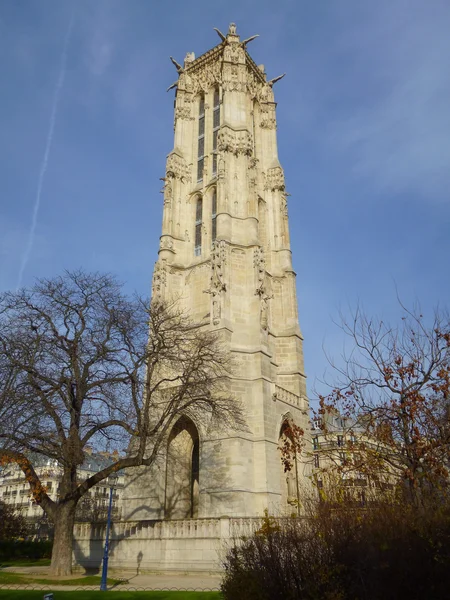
123;23;310;521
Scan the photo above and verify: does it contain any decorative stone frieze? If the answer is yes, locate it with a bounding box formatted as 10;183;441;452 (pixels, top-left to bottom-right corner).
223;42;246;65
166;152;191;182
175;106;193;121
159;237;174;251
264;166;285;191
260;104;277;129
218;127;253;156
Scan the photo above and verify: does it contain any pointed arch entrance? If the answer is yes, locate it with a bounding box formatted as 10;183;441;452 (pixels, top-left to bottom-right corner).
165;416;200;519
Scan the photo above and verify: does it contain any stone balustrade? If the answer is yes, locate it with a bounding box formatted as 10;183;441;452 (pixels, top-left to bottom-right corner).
73;516;302;572
75;517;223;541
273;384;308;412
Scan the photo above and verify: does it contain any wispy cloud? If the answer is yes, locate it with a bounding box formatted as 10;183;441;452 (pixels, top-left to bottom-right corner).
16;10;74;290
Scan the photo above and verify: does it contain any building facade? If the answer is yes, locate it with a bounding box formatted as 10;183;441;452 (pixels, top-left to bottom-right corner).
0;452;124;539
310;411;396;505
75;23;311;572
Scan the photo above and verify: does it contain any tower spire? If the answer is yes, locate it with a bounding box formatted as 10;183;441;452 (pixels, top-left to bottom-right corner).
125;23;310;528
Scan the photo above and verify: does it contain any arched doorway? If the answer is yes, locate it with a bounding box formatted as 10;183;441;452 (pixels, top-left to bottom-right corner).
165;417;200;519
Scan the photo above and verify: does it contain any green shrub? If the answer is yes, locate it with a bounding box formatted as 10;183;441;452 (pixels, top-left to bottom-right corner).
0;539;52;562
221;502;450;600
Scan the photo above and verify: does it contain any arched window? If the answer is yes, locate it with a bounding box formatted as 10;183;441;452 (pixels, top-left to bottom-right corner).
211;189;217;243
165;417;200;519
195;197;202;256
197;95;205;182
212;88;220;175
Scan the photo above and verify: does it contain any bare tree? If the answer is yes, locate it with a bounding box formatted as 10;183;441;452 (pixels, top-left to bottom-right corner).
0;270;244;575
318;303;450;508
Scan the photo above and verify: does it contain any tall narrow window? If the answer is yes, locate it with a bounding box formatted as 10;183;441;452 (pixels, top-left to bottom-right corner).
211;189;217;243
197;95;205;182
212;88;220;175
195;197;202;256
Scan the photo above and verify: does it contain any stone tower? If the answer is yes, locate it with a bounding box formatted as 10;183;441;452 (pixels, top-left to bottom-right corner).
123;23;310;521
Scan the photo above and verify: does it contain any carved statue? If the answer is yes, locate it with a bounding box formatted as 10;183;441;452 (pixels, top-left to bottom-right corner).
260;295;269;330
287;470;297;503
218;156;225;179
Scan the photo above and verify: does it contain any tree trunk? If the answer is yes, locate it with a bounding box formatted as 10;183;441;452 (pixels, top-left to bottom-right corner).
49;501;77;576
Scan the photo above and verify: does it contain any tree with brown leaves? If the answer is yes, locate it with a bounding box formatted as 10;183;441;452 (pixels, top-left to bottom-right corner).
0;270;243;575
318;303;450;508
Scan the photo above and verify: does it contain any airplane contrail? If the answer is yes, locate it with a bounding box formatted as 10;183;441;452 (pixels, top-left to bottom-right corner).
16;11;74;290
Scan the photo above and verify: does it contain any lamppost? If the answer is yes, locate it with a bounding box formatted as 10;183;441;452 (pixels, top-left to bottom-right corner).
100;472;119;592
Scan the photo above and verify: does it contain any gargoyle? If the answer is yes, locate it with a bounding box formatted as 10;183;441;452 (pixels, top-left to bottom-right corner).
267;73;286;87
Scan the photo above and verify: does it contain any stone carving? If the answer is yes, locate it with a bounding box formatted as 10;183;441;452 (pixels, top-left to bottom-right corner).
280;193;289;217
175;106;193;121
264;166;285;191
152;260;167;301
248;157;258;190
159;237;174;250
253;247;273;330
170;56;184;75
184;52;195;66
166;152;191;182
224;42;245;65
257;83;275;104
161;177;173;204
205;240;227;325
260;104;277;129
218;127;253;156
185;61;222;94
218;155;225;180
253;246;266;296
287;470;297;504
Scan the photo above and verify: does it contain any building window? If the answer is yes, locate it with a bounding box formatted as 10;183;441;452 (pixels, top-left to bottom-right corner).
312;436;319;450
337;435;344;447
211;189;217;243
314;454;320;469
197;95;205;182
212;88;220;175
195;197;202;256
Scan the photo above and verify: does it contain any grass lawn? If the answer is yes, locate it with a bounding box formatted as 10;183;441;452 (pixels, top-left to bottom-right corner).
0;592;221;599
0;571;124;586
0;558;51;567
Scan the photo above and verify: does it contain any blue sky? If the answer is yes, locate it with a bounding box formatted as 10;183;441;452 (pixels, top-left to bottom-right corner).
1;0;449;398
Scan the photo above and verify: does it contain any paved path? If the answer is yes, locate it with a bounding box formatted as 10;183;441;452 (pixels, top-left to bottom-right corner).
2;566;222;591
